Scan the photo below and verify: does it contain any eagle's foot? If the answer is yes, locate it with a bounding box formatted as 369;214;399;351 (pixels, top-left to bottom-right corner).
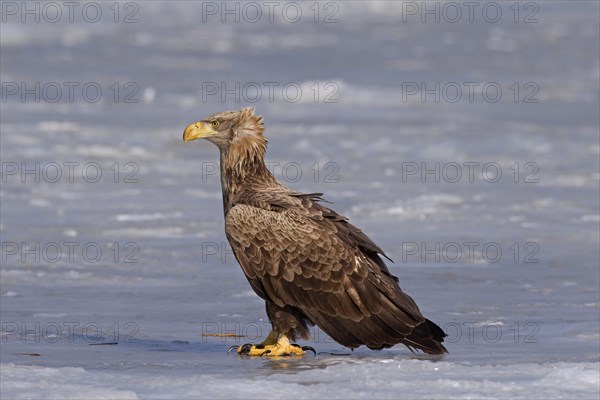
228;336;315;357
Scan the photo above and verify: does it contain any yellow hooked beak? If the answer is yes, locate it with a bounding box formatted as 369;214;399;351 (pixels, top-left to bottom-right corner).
183;121;217;143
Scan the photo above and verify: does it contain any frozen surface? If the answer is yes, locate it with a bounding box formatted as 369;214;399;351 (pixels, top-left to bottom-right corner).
1;1;599;399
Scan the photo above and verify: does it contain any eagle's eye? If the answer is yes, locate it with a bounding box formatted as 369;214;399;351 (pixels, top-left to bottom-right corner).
212;120;220;128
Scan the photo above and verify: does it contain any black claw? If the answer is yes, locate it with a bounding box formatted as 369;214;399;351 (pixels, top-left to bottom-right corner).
227;345;239;354
239;343;253;354
229;343;254;355
290;344;317;356
261;349;271;356
302;346;317;356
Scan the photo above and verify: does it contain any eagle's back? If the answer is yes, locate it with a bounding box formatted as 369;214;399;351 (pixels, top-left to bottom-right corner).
224;193;447;354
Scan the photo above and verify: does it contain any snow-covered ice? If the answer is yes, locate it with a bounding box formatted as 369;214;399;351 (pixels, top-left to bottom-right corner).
1;2;599;399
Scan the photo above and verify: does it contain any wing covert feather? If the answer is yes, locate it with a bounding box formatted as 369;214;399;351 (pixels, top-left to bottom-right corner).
225;204;423;326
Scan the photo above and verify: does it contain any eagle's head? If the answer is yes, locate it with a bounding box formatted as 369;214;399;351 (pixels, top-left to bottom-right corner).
183;107;265;151
183;107;270;182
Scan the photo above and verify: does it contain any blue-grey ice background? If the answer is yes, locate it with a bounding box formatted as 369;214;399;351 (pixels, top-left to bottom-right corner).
1;1;599;399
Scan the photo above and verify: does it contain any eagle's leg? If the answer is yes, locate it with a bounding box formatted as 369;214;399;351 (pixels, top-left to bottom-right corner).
231;332;314;356
227;303;315;356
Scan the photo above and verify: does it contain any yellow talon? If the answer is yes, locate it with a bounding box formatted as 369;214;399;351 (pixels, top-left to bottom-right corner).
228;335;315;357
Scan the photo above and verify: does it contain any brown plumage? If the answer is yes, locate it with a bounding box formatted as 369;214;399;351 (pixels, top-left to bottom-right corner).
183;107;447;355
